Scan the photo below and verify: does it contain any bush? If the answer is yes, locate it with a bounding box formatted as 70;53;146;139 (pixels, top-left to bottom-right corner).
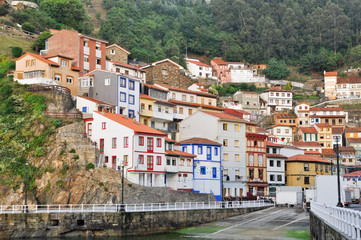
86;162;95;171
22;22;36;33
72;155;79;160
0;5;9;16
34;147;47;157
69;149;76;153
11;47;23;58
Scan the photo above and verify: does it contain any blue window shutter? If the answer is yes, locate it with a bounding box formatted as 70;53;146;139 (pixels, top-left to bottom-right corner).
82;107;87;113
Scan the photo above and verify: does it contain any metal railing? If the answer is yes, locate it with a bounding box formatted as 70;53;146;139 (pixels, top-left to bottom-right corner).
44;111;82;119
311;201;361;240
27;84;71;95
0;200;272;214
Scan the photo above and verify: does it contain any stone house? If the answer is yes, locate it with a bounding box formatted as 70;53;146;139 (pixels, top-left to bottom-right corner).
106;44;130;64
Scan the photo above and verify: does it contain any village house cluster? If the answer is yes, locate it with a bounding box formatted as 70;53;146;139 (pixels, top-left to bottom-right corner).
12;29;361;201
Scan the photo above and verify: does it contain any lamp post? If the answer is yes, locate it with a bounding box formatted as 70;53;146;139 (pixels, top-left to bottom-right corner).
121;162;124;205
24;162;29;213
335;137;343;207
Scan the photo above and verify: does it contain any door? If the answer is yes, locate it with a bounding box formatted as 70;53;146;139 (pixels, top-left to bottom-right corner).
87;123;92;136
207;147;212;160
112;156;116;170
147;156;154;170
147;137;154;153
99;139;104;153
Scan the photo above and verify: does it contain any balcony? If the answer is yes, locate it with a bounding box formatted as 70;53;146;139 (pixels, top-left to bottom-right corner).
84;62;89;70
14;77;58;86
84;46;89;55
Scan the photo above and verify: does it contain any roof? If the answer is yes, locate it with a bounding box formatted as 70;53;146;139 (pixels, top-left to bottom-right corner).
186;59;211;67
266;141;284;148
106;44;131;54
110;61;146;72
266;153;287;158
264;87;289;92
332;127;344;134
163;85;217;98
344;171;361;177
339;146;356;152
348;138;361;143
141;58;183;70
211;58;227;65
286;154;330;164
304;151;322;155
165;150;196;158
297;102;310;106
274;113;297;119
79;33;108;43
178;137;221;146
315;123;332;128
18;52;60;66
77;96;112;106
168;99;223;111
44;54;73;60
202;111;248;123
257;127;269;134
337;75;361;84
345;127;361;133
322;149;337;157
291;142;321;147
165;137;176;143
224;109;251;118
299;127;317;134
145;84;169;92
140;94;155;101
309;107;343;111
310;115;345;118
324;71;338;77
266;124;292;129
94;112;165;136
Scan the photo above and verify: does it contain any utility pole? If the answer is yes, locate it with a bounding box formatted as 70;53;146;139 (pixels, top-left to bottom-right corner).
335;137;343;207
24;162;29;213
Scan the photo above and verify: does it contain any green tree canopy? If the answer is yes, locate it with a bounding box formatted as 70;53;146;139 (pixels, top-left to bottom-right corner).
263;58;290;80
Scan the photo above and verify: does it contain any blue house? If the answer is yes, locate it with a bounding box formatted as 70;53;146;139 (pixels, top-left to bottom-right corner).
179;137;222;201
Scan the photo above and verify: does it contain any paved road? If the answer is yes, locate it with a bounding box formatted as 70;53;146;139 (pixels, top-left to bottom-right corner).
181;207;310;239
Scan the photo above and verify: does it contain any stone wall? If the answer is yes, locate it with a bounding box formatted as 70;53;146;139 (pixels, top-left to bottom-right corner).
0;207;269;238
309;212;348;240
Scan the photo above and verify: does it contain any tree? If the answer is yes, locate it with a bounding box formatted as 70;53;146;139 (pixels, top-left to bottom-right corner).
264;58;290;80
284;82;292;90
22;22;36;33
32;31;52;53
11;47;22;58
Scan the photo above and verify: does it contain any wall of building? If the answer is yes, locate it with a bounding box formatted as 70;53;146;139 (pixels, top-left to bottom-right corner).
106;46;129;64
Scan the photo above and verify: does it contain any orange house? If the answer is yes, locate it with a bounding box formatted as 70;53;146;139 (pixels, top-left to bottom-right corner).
274;113;298;133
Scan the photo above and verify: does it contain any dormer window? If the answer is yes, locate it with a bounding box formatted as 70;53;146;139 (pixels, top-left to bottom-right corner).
61;60;68;67
110;49;115;55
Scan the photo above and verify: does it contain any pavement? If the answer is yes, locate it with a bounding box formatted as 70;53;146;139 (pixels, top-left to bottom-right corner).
179;207;310;239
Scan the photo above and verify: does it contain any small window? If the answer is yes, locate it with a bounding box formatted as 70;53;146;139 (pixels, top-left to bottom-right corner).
84;40;89;47
124;155;128;166
304;163;309;171
82;106;87;113
66;76;73;84
223;123;228;131
120;78;126;87
223;139;228;146
129;80;135;90
102;122;106;130
26;60;30;67
270;174;275;181
277;175;282;181
54;74;61;81
139;155;144;164
96;58;101;65
112;137;117;148
270;160;274;167
200;166;206;175
179;107;184;114
105;156;109;163
129;95;135;105
124;137;129;148
120;92;126;102
156;138;162;148
215;147;218;156
198;146;203;154
84;55;89;62
110;49;115;55
128;110;134;119
156;156;162;165
61;60;68;67
304;176;310;184
125;70;129;75
96;43;101;50
234;124;240;132
212;167;217;178
182;94;186;101
139;136;144;146
277;161;281;167
105;78;111;86
223;153;229;161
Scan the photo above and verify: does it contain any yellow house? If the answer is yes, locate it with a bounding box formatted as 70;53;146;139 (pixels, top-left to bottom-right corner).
14;52;80;95
314;123;333;149
285;154;331;189
140;94;154;126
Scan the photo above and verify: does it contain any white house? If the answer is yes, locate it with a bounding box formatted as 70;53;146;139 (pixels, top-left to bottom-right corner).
106;60;146;83
228;63;266;86
87;112;167;187
266;125;293;144
186;59;213;79
179;137;222;201
76;96;114;118
295;102;310;126
266;141;287;196
179;111;247;198
260;87;292;112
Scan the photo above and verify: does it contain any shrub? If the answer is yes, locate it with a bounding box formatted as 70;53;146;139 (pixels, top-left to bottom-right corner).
11;47;22;58
99;182;104;187
69;149;76;153
72;155;79;160
34;147;47;157
56;180;63;187
22;22;36;33
0;5;9;16
60;164;69;175
86;162;94;170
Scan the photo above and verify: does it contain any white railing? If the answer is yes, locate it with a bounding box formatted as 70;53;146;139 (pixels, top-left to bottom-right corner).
0;200;272;214
311;201;361;240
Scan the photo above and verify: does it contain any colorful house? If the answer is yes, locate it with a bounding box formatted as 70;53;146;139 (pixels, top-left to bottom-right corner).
297;127;318;142
324;71;337;100
260;87;293;112
266;141;287;196
179;137;222;200
314;123;333;149
295;102;310;126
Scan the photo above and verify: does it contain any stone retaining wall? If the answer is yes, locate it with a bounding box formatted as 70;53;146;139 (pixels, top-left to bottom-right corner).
0;207;269;238
309;212;348;240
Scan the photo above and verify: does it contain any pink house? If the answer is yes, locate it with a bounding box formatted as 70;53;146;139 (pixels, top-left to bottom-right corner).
211;58;231;83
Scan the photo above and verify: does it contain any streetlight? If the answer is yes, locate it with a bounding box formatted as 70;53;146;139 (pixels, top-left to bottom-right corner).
24;162;29;213
334;137;343;207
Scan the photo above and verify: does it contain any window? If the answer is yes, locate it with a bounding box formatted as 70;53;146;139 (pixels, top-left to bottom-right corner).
277;175;282;182
165;107;169;113
120;77;126;87
235;154;240;161
235;140;240;147
166;158;171;165
102;122;106;130
304;176;310;184
26;60;30;67
105;78;111;86
156;156;162;165
139;136;144;146
223;139;228;146
249;155;254;164
234;124;240;132
258;155;263;165
162;68;168;75
112;137;117;148
61;60;68;67
270;174;275;181
180;159;185;166
223;153;229;161
147;138;154;152
285;129;289;134
124;137;129;148
172;158;176;166
172;93;176;99
223;123;228;130
148;105;152;111
84;55;89;62
87;123;92;136
277;161;281;167
198;146;203;154
304;163;309;171
82;106;87;113
206;147;211;160
147;156;153;170
272;148;277;154
277;129;281;133
128;110;135;118
123;155;128;166
54;74;61;81
200;166;207;175
96;58;101;65
156;138;162;147
182;146;186;152
212;167;217;178
141;103;145;110
190;96;194;102
188;109;193;115
129;80;135;90
120;92;126;102
105;156;108;163
270;160;274;167
139;155;144;164
99;139;104;153
129;95;135;105
179;107;184;114
110;49;115;55
182;94;186;101
65;76;72;84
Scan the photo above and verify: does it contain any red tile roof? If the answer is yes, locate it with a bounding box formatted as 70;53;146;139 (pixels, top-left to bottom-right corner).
348;138;361;143
345;127;361;133
322;149;337;157
286;154;330;164
324;71;338;77
78;96;112;106
224;109;251;117
44;54;74;60
140;94;155;101
145;84;169;92
339;146;356;152
310;115;345;118
186;59;211;67
337;75;361;84
106;44;131;54
266;153;287;158
304;151;321;155
165;137;176;143
297;102;310;106
299;127;317;134
164;85;217;98
332;127;344;134
211;58;227;65
202;111;248;123
266;141;285;147
110;60;146;72
274;113;297;119
168;99;222;110
309;107;343;111
94;112;166;135
18;52;60;66
291;142;321;147
165;150;196;158
264;87;289;92
178;137;221;146
315;123;332;128
344;171;361;177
